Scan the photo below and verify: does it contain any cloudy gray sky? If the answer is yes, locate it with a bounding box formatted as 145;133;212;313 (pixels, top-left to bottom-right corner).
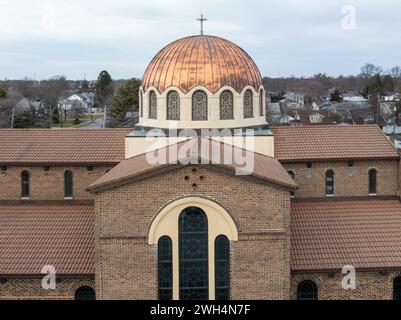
0;0;400;80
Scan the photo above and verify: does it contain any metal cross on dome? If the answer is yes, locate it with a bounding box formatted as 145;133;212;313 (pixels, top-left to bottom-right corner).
197;14;207;35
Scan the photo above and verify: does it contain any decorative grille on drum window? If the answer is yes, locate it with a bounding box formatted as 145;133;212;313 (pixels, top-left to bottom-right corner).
167;91;180;120
243;89;253;118
192;90;208;121
219;90;234;120
149;90;157;119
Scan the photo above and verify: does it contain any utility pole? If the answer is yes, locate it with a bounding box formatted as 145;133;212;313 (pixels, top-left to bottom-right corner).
103;105;107;128
49;106;53;128
10;106;15;128
60;106;63;128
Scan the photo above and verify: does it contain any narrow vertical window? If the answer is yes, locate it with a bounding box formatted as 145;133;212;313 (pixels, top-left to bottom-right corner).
21;170;30;198
215;235;230;300
158;236;173;300
64;170;73;198
179;207;208;300
140;91;143;117
192;90;208;120
368;169;377;195
288;170;295;197
259;89;264;116
394;277;401;300
297;281;317;300
149;90;157;119
325;170;334;196
220;90;234;120
243;89;253;118
167;91;180;120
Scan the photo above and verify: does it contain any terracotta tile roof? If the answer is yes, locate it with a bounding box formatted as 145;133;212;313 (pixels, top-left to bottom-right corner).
271;125;399;162
87;138;297;193
0;202;94;276
0;128;132;165
291;198;401;271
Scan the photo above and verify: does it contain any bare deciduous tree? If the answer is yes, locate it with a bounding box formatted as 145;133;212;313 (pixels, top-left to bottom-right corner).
35;76;68;127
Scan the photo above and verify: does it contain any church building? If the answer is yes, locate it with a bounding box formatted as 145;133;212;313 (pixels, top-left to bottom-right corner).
1;31;401;300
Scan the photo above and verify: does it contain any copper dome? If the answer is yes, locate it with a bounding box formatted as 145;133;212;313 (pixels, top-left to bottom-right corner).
142;35;262;94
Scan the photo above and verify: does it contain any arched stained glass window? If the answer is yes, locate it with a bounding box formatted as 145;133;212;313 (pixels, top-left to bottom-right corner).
297;281;317;300
64;170;73;198
149;90;157;119
259;89;264;116
243;89;253;118
325;170;334;196
167;91;180;120
192;90;208;121
179;207;208;300
21;170;30;198
158;236;173;300
220;90;234;120
215;235;230;300
75;286;96;300
368;169;377;194
393;277;401;300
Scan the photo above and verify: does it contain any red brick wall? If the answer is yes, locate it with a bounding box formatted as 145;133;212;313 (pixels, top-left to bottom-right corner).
291;271;401;300
281;160;399;198
0;277;95;300
94;165;292;300
0;166;111;201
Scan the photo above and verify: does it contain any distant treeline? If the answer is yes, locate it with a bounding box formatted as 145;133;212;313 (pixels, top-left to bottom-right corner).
263;64;401;97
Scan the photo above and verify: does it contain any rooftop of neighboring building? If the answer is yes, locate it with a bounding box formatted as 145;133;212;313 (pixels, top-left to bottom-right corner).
0;128;132;165
291;198;401;271
0;201;94;276
271;124;400;162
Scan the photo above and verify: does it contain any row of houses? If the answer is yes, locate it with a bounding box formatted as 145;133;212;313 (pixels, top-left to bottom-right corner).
279;90;399;110
14;92;97;118
269;90;400;127
58;92;97;113
276;109;375;126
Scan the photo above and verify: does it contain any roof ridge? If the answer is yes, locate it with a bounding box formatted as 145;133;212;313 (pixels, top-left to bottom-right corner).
272;124;378;129
0;200;94;206
375;124;401;155
88;138;297;193
291;196;400;203
124;137;277;161
0;128;132;131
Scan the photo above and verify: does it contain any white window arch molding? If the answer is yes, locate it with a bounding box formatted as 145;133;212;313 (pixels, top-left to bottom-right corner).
148;196;238;300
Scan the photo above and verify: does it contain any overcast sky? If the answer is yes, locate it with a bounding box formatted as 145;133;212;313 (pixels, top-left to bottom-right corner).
0;0;400;80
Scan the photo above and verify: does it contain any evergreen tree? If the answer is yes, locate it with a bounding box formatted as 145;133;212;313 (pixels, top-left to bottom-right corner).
0;84;6;99
110;79;141;121
382;75;395;93
79;80;90;93
13;111;34;128
314;73;332;90
95;70;114;108
330;87;343;102
369;74;384;95
361;73;384;99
